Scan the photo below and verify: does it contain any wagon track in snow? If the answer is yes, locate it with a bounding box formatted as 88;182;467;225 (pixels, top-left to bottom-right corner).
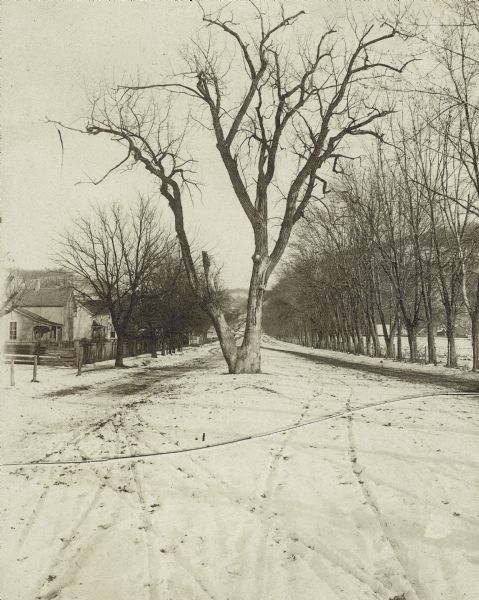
17;477;54;547
33;466;115;600
120;413;162;600
31;414;131;600
251;392;315;599
119;405;220;600
345;392;422;600
4;391;477;468
266;345;479;392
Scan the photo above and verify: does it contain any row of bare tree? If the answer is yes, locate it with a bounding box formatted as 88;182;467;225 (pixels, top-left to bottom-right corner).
50;1;478;373
58;199;214;367
266;1;479;370
265;97;479;368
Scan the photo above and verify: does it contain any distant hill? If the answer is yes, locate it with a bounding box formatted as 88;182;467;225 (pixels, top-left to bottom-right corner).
228;288;249;299
224;288;248;326
12;269;92;293
228;288;248;312
227;287;277;312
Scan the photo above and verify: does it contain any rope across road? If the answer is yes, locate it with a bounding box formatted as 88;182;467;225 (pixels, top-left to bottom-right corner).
2;392;477;468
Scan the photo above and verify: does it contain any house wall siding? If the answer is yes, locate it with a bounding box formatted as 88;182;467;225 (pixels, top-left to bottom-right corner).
2;311;35;342
74;306;95;340
7;289;112;343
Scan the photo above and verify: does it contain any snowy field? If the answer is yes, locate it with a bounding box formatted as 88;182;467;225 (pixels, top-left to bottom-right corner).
1;341;478;600
379;335;474;368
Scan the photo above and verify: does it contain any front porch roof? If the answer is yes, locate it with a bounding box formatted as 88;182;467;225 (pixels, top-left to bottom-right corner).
13;307;62;328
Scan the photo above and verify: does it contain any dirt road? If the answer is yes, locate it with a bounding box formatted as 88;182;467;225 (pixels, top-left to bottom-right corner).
265;342;479;392
1;343;478;600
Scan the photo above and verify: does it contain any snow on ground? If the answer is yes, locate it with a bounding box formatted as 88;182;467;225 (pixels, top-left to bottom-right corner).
371;335;474;368
1;341;478;600
263;335;479;388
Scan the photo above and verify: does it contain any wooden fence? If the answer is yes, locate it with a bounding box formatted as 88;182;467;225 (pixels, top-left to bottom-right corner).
79;337;154;365
4;337;155;366
5;340;75;355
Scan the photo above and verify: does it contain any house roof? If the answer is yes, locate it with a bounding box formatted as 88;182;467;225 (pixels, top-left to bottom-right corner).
79;298;109;316
13;307;63;327
18;287;73;307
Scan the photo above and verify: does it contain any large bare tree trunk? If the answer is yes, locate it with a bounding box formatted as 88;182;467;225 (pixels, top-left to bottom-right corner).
115;332;125;367
235;258;268;373
423;288;437;364
151;335;158;358
472;317;479;372
209;256;267;374
369;316;381;357
235;297;263;373
380;317;396;359
426;322;437;365
396;317;403;360
446;320;458;368
405;323;418;362
208;307;238;373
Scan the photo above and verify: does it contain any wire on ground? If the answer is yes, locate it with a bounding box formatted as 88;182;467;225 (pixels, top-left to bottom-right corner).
1;392;477;468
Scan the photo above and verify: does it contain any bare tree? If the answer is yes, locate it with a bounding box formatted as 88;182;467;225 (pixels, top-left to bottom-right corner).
136;244;212;357
1;271;27;316
417;0;479;216
53;4;413;373
57;198;173;367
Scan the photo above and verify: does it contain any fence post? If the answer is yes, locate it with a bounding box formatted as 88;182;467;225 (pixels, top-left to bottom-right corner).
10;359;15;387
31;355;39;383
76;345;83;376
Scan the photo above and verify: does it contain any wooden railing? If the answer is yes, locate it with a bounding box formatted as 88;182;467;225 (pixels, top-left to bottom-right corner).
3;353;58;386
4;338;154;362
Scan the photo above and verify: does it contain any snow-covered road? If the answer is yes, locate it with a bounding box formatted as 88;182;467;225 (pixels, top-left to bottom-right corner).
1;342;478;600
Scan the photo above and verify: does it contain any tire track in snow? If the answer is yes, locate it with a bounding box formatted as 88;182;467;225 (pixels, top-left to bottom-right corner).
188;455;246;507
17;474;55;547
123;406;219;600
274;380;399;598
32;412;124;463
128;461;161;600
119;412;162;600
250;392;315;600
33;465;113;600
32;416;128;600
345;392;422;600
169;549;217;600
31;396;154;465
17;419;121;548
291;536;398;598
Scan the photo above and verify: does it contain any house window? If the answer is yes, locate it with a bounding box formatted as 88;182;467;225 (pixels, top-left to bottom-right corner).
110;328;116;339
9;322;17;340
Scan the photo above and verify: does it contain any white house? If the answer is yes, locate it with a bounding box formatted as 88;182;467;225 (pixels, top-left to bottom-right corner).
3;286;114;345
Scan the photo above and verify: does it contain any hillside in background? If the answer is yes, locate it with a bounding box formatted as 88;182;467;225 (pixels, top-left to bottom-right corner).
228;288;249;314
